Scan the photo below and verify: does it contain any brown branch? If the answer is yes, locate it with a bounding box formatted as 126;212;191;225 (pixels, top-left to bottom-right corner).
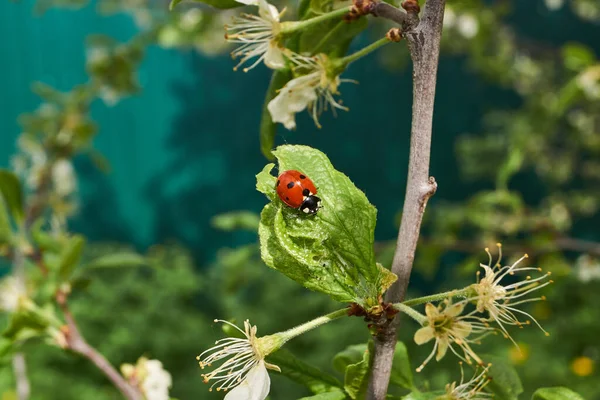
366;0;445;398
56;291;143;400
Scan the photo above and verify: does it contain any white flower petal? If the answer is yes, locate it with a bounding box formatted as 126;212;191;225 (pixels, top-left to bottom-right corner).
224;361;270;400
263;43;286;69
235;0;258;5
268;73;319;130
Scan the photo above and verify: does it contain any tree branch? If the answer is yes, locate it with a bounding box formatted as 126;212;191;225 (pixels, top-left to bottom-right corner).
366;0;445;398
56;292;143;400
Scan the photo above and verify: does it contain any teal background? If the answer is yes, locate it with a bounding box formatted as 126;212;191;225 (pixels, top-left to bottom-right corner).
1;0;599;263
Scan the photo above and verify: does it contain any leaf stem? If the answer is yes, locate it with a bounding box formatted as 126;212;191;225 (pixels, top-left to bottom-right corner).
402;287;474;307
276;307;349;345
336;37;390;67
392;303;426;325
282;7;350;34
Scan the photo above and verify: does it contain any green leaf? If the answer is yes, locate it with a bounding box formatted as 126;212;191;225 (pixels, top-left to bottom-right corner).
0;169;24;224
483;354;523;400
299;392;348;400
257;145;395;305
0;195;12;244
268;349;344;394
333;344;367;373
3;310;51;341
170;0;241;10
401;393;441;400
57;235;86;281
83;252;147;270
211;211;260;232
260;69;292;160
562;43;596;72
343;341;373;399
389;342;414;390
532;387;585;400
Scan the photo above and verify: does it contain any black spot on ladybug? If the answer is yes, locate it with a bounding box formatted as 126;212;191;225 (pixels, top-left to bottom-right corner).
302;188;310;196
300;174;306;179
285;196;289;201
287;182;294;189
276;180;280;186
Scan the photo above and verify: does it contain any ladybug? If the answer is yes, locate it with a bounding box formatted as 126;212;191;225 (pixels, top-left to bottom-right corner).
276;170;322;214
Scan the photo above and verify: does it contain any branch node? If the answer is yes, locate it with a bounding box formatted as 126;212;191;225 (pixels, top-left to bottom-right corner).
386;28;403;42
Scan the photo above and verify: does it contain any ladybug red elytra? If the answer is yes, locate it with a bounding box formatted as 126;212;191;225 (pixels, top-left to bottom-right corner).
276;170;322;215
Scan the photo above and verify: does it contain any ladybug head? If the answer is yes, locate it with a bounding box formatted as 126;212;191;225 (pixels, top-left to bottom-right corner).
300;195;322;215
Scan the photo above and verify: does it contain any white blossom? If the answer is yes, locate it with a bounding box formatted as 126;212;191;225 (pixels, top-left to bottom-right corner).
52;159;77;197
197;319;280;397
442;363;493;400
414;299;493;372
0;276;26;313
577;66;600;100
141;360;173;400
121;357;172;400
457;14;479;39
468;245;551;346
225;0;286;71
544;0;564;11
268;54;350;130
575;255;600;283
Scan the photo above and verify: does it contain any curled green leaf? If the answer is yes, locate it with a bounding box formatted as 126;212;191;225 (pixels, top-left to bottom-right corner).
257;145;396;306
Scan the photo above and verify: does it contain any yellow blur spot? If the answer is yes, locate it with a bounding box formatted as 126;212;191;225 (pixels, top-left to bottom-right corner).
509;343;530;365
571;356;594;377
2;391;18;400
533;302;552;320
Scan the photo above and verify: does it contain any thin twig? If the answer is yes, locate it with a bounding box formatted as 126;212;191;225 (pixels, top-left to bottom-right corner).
12;353;31;400
371;2;408;25
56;291;143;400
366;0;445;398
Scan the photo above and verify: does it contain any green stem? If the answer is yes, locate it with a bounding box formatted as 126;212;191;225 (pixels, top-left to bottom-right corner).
260;308;348;356
281;7;350;35
402;286;475;307
393;303;427;325
336;37;390;68
278;307;348;344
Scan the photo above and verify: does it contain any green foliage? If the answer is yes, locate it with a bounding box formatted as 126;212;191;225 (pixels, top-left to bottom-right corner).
0;170;24;224
339;342;373;399
260;69;292;161
269;348;344;394
532;387;585;400
211;210;261;232
483;355;524;400
389;342;413;391
80;252;147;270
169;0;240;10
257;145;396;306
56;234;86;281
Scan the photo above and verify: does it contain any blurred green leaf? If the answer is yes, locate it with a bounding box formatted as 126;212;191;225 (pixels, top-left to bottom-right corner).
57;234;86;281
333;343;367;373
170;0;240;10
82;252;147;270
532;387;585;400
260;69;292;160
0;195;12;244
299;392;348;400
389;342;414;390
483;354;524;400
0;169;24;224
343;341;373;399
268;349;344;394
257;145;395;305
401;393;440;400
211;211;261;232
562;43;596;72
3;309;51;341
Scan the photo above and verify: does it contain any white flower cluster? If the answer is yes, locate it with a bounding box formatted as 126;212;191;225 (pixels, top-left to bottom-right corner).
226;0;351;130
0;276;26;313
121;357;173;400
414;245;551;371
